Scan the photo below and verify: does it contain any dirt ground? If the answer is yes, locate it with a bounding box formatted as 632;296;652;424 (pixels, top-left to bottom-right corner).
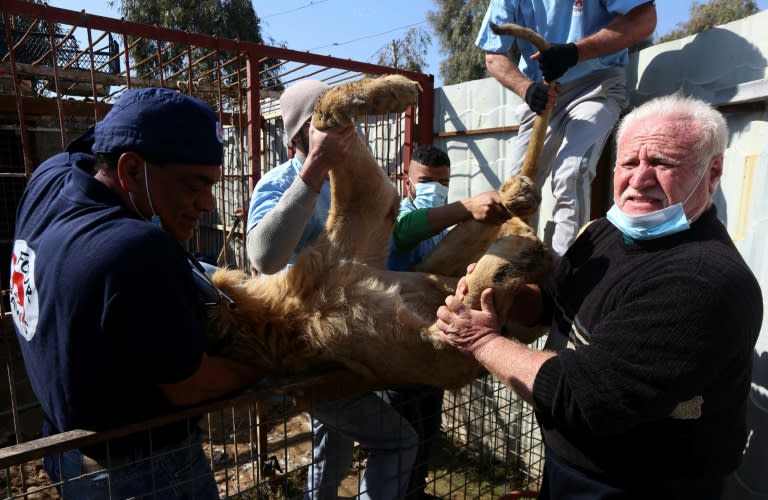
208;405;372;499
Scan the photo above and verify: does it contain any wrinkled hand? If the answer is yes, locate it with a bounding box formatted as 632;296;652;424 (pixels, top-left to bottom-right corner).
536;42;578;82
524;82;555;115
464;191;511;225
436;272;501;356
302;124;357;191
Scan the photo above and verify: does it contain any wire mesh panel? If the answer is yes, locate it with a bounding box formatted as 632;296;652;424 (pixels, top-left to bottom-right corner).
439;377;544;498
0;371;542;499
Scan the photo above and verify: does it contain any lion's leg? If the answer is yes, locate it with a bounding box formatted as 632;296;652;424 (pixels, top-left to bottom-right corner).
313;144;400;268
312;74;419;130
413;220;500;276
310;74;419;267
414;175;543;277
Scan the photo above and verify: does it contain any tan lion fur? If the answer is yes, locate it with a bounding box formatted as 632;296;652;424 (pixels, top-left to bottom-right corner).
207;74;552;389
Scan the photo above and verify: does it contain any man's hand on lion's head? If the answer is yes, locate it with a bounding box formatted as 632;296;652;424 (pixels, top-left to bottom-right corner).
436;286;501;357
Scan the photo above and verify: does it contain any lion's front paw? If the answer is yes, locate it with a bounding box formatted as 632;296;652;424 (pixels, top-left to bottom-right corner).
499;175;541;219
312;74;419;130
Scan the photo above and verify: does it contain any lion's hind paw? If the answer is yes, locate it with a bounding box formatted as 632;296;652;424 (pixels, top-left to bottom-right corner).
499;175;541;219
312;74;419;130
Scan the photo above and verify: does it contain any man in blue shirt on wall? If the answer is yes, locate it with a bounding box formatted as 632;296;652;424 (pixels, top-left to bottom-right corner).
476;0;657;255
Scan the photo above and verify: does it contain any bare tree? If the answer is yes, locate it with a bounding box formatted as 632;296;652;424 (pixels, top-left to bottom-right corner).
374;27;431;73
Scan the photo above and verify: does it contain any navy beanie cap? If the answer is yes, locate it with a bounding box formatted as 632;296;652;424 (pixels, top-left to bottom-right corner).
93;88;223;165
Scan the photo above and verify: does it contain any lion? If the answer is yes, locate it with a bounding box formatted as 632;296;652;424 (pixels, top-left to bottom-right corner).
206;74;552;390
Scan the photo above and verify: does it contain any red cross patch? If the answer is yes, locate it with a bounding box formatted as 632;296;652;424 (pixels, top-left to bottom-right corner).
10;240;39;341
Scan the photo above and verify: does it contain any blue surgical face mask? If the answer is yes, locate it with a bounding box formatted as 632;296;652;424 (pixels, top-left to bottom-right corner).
412;181;448;209
606;167;709;240
606;203;690;240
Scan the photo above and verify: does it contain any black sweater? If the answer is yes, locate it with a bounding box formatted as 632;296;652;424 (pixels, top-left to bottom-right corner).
533;207;763;487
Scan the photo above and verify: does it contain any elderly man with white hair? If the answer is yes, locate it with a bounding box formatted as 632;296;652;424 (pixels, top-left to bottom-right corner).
436;94;763;499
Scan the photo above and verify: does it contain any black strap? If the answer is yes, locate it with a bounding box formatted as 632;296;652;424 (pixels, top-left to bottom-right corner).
187;255;236;309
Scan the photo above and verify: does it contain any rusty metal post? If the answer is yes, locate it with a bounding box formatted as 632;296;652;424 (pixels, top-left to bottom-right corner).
245;51;261;198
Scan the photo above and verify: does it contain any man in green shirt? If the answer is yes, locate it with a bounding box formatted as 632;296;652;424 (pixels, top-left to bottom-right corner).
384;144;510;498
388;144;510;271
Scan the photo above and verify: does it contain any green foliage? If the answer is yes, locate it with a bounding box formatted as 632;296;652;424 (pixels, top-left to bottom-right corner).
427;0;492;85
113;0;281;89
656;0;758;44
375;27;432;72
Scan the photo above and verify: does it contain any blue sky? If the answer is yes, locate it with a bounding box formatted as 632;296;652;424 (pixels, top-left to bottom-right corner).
55;0;768;87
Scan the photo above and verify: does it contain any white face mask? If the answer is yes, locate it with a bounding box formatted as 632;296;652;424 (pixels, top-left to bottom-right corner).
411;181;448;209
607;167;709;240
